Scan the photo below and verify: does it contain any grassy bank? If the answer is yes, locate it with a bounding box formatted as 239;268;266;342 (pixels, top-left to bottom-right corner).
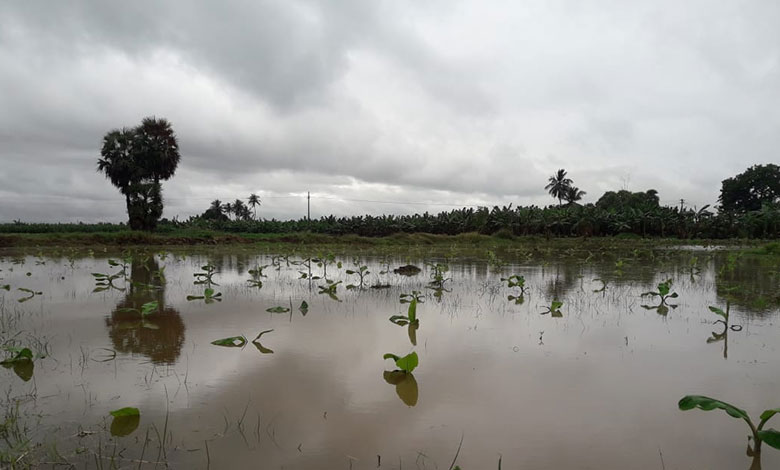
0;228;771;251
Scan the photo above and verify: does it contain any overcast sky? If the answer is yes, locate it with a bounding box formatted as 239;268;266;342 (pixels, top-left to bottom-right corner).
1;1;778;222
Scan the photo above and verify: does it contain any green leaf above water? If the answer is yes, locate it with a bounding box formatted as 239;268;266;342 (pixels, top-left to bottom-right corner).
109;407;140;437
708;306;727;319
1;347;33;365
109;407;140;418
678;395;749;421
758;429;780;450
211;336;247;347
383;351;418;373
266;306;290;313
299;301;308;315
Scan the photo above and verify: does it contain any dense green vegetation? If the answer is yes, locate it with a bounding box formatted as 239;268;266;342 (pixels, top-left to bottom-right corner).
1;199;778;242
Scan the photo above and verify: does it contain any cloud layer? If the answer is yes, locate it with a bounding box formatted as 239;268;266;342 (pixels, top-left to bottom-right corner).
2;0;779;222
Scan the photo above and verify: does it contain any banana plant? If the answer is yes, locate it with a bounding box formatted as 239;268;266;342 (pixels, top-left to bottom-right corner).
247;264;269;288
678;395;780;467
540;300;563;317
501;274;528;303
426;262;451;288
390;292;422;326
641;279;679;315
383;351;418;374
345;259;370;289
707;301;742;359
312;253;340;280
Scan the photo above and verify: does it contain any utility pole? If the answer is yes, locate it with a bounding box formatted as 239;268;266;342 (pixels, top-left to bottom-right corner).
307;192;310;221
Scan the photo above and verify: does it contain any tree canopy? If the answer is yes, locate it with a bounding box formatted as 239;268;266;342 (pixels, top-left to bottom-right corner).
718;164;780;213
97;117;180;230
596;189;659;212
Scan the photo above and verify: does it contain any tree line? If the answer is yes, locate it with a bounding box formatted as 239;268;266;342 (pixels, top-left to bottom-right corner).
91;117;779;239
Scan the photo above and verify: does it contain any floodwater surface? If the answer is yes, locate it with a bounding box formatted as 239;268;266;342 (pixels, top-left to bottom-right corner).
1;246;779;469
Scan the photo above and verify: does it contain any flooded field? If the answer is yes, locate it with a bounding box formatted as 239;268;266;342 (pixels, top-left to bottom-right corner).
1;245;779;469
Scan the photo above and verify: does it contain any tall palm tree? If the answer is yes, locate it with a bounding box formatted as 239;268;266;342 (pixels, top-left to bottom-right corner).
564;186;586;204
545;169;573;206
209;199;223;214
134;117;181;185
97;117;180;230
247;193;261;219
223;202;233;219
97;128;136;216
233;199;249;220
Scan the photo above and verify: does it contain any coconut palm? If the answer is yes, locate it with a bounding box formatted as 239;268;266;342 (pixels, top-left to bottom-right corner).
233;199;250;220
564;186;586;204
545;169;573;206
222;202;233;219
247;193;261;219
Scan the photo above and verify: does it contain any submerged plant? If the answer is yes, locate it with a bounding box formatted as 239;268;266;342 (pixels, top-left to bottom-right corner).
707;300;742;359
641;279;679;315
593;278;609;293
92;271;125;292
501;275;528;303
266;306;290;313
427;262;451;288
211;336;247;347
678;395;780;467
540;300;563;317
1;347;34;381
109;407;140;437
16;287;42;303
247;265;268;288
193;264;218;286
318;280;342;301
390;292;421;327
212;330;275;354
186;288;222;303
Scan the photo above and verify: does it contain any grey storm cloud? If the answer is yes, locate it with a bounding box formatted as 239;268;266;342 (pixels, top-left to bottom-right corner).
1;0;779;222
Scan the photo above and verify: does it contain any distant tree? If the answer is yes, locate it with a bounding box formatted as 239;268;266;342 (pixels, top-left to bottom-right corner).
545;169;573;206
201;199;228;221
222;202;233;219
718;164;780;213
596;189;660;212
97;117;180;230
563;186;586;205
232;199;250;220
247;193;261;219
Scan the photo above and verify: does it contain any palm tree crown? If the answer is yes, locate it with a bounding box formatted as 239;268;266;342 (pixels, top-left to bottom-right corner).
247;193;261;219
545;169;573;206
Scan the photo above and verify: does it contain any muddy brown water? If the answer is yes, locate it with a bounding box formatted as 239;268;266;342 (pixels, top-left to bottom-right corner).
1;248;779;469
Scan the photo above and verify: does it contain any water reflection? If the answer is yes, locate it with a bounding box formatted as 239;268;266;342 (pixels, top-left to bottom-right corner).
383;371;419;407
715;253;780;313
105;257;185;365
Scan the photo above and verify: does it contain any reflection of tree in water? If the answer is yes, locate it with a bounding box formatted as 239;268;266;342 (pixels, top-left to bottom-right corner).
542;263;582;299
715;253;780;314
105;257;185;365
